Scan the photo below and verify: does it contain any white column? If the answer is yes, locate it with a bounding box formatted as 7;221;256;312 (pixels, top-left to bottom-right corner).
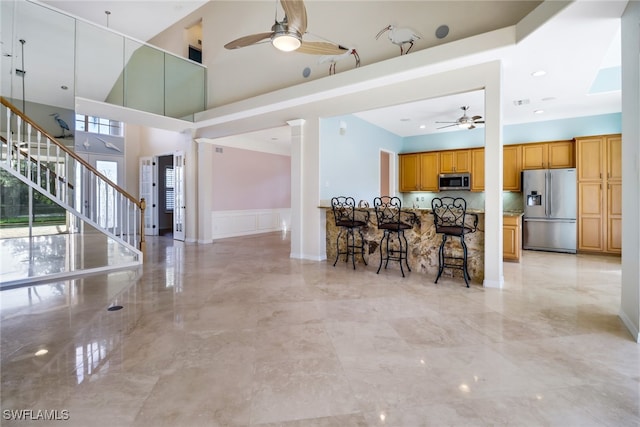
620;1;640;342
288;119;305;258
184;131;198;243
197;140;213;244
483;61;504;288
288;118;326;260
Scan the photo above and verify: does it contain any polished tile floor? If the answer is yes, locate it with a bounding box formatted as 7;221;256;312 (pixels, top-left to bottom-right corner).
0;225;140;287
1;232;638;426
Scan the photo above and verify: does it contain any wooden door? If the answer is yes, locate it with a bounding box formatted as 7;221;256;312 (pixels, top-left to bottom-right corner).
399;153;419;192
607;135;622;180
419;152;439;191
578;182;604;252
607;181;622;253
522;143;547;169
470;148;484;192
454;150;471;172
576;137;603;181
503;145;521;191
439;151;455;173
548;141;574;168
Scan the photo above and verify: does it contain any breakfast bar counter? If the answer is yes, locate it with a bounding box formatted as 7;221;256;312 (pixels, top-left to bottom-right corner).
324;207;485;284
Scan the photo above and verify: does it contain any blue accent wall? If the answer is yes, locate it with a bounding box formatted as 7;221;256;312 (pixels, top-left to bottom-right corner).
404;112;622;152
320;112;621;203
320;115;403;202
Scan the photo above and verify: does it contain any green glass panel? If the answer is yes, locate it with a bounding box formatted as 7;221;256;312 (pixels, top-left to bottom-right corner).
76;21;125;106
124;40;164;115
165;54;206;119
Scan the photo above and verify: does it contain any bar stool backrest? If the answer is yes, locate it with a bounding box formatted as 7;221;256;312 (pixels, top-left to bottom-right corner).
332;196;365;227
431;197;471;236
373;196;406;230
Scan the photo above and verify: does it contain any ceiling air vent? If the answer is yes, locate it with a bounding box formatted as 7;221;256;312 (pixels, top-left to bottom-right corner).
513;99;530;106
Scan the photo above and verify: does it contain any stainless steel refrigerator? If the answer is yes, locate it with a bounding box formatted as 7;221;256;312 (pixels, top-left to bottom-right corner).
522;168;577;253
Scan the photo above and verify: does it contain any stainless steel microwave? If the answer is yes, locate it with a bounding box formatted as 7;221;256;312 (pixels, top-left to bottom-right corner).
438;173;471;191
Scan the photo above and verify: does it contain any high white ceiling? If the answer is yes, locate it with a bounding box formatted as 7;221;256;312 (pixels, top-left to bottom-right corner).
9;0;626;144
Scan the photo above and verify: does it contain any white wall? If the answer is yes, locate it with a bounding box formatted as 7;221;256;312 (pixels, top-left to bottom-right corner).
620;1;640;342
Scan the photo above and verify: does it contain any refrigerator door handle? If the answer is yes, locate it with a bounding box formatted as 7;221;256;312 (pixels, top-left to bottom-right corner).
547;172;551;217
524;218;576;223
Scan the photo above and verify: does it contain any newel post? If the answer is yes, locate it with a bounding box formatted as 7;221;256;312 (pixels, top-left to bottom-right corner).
139;198;146;253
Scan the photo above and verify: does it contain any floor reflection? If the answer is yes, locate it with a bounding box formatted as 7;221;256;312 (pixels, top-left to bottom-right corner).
0;232;139;287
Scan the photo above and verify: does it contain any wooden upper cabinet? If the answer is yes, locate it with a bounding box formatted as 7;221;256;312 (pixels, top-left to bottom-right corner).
521;143;547;170
522;141;574;170
548;141;574;168
470;148;484;192
576;136;604;181
399;152;439;192
419;152;439;191
607;135;622;181
439;149;470;173
399;153;420;192
503;145;521;191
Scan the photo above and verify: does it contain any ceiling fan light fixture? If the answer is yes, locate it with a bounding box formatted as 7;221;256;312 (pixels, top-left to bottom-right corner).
271;24;302;52
457;122;472;129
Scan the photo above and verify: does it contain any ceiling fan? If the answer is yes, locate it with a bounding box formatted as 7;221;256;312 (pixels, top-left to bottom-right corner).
436;106;485;130
224;0;348;56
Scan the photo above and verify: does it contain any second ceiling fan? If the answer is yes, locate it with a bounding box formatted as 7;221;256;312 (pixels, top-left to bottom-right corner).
436;106;485;130
224;0;347;56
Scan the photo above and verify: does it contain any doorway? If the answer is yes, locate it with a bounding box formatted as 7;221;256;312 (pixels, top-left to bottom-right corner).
158;155;174;237
380;150;395;196
139;152;185;241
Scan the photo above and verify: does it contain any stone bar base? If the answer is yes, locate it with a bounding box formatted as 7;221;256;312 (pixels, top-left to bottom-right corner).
325;208;485;284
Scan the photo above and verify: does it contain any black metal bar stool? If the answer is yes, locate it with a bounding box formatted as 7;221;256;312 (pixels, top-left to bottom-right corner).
373;196;417;277
431;197;478;287
331;196;370;269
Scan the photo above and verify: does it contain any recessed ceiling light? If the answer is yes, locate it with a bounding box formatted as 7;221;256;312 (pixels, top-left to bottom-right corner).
60;85;68;90
34;349;48;356
531;70;546;77
419;125;426;129
534;109;544;114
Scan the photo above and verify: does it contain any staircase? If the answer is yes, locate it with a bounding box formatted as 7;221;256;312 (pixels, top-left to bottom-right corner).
1;97;145;287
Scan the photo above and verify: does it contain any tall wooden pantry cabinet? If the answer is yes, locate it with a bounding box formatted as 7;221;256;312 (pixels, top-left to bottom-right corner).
576;134;621;254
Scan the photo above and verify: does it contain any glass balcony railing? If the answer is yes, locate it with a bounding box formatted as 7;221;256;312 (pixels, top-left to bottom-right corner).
1;0;207;121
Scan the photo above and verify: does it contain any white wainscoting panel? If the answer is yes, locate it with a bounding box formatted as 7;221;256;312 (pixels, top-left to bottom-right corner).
211;209;291;240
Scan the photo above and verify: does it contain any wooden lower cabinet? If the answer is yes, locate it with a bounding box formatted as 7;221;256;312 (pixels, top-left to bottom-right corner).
503;215;522;262
607;181;622;253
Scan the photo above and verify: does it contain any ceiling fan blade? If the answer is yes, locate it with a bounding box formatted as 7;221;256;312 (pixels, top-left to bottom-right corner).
224;32;274;49
468;124;476;130
281;0;308;34
437;124;456;129
435;121;456;124
296;41;348;55
471;115;482;121
474;120;485;124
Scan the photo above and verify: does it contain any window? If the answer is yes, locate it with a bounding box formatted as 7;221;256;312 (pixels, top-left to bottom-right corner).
75;115;123;136
165;166;174;212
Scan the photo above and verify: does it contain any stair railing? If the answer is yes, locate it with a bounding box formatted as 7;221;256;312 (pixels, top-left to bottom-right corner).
1;97;145;255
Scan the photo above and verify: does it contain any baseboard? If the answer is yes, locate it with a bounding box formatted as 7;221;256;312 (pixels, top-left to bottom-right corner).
290;252;326;261
619;309;640;343
483;276;505;288
212;208;291;240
